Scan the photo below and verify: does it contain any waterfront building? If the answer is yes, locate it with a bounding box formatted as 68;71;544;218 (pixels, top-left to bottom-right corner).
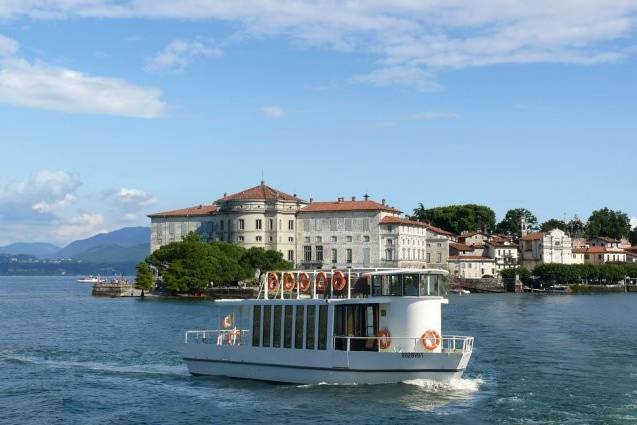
572;246;627;264
447;256;496;279
485;240;519;272
296;199;428;269
423;224;453;269
587;236;622;249
625;247;637;263
457;231;489;247
148;183;308;261
519;228;575;269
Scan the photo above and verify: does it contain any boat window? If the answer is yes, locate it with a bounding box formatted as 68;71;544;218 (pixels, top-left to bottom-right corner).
403;274;419;296
318;305;328;350
252;305;261;347
333;305;346;350
372;275;382;296
306;305;316;349
294;305;305;349
283;305;293;348
429;275;439;296
389;274;402;296
273;305;282;348
262;305;271;347
419;275;428;296
381;275;391;295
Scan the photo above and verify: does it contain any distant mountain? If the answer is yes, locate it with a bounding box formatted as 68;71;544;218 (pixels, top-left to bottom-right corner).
0;242;61;258
56;227;150;259
73;243;150;264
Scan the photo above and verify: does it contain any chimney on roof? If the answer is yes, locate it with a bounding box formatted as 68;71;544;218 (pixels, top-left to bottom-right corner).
293;193;297;197
351;196;356;201
223;192;227;197
337;197;344;203
382;199;386;206
363;193;369;201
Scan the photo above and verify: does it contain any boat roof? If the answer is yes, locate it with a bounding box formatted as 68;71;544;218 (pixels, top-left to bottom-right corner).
214;296;445;306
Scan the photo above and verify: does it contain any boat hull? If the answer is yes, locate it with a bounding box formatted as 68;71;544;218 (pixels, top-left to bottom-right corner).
183;344;470;385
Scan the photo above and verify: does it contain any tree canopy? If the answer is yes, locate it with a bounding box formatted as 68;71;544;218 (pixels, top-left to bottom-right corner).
145;233;292;293
495;208;538;237
533;263;637;285
540;219;567;233
630;227;637;246
135;261;153;291
584;208;631;239
411;203;496;234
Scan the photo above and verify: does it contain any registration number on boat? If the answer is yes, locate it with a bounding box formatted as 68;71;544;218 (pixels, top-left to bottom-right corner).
401;353;424;359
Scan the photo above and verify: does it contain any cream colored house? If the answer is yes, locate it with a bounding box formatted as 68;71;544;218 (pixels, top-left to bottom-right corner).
447;256;496;279
520;229;575;269
148;182;308;262
485;240;519;272
572;247;627;264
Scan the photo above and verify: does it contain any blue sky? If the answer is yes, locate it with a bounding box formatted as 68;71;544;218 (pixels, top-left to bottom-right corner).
1;1;636;245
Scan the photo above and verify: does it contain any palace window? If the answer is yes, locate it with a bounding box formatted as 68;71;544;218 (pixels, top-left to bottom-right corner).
385;249;393;261
316;246;324;262
331;249;338;264
346;249;353;263
288;220;294;230
239;219;245;230
256;236;263;242
288;236;294;242
238;236;244;242
256;219;262;230
269;219;274;230
304;246;312;262
363;235;370;242
346;236;352;243
288;250;294;262
316;236;322;243
331;236;337;243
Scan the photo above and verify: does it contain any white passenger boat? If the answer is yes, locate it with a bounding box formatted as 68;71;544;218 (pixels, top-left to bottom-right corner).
183;268;474;385
77;275;103;283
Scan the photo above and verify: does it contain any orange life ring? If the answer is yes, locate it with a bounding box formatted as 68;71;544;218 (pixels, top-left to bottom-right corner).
421;330;441;351
299;272;311;293
283;272;296;291
332;270;347;291
377;328;391;350
316;272;328;292
267;272;279;291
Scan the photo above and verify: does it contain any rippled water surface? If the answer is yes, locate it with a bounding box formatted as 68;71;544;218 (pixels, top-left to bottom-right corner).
1;277;636;424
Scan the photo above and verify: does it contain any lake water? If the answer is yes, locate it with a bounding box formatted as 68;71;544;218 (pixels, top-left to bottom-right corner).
1;276;636;424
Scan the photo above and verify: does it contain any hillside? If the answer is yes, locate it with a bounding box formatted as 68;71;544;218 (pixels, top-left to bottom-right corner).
73;243;150;264
56;227;150;258
0;242;61;258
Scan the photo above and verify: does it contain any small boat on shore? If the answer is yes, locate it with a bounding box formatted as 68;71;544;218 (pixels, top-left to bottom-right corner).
183;268;474;385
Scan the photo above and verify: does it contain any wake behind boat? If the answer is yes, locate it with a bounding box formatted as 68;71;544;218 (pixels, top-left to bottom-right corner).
183;268;474;385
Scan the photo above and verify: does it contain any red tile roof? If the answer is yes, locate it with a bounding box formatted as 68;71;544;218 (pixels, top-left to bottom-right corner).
521;232;545;241
589;236;620;243
448;255;494;261
573;247;626;254
148;204;219;218
449;242;474;251
422;223;455;237
300;200;401;213
377;216;455;236
218;183;305;203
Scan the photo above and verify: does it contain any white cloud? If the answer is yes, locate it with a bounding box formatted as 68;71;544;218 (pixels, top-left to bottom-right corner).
121;212;138;222
0;34;19;56
260;105;286;118
147;39;222;71
2;2;636;89
0;169;81;221
53;213;106;240
631;217;637;229
0;58;166;118
352;66;441;92
116;187;156;208
411;112;458;121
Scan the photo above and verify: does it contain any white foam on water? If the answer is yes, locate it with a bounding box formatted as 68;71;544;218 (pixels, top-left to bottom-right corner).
402;377;484;393
4;354;188;377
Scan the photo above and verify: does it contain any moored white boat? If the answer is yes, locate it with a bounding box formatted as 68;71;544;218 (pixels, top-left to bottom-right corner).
77;275;104;283
183;268;474;385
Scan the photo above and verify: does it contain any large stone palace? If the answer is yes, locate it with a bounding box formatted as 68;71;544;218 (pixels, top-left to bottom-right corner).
148;182;452;270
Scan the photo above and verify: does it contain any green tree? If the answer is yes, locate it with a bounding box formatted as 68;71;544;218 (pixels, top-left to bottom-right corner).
630;227;637;246
566;217;585;238
135;261;154;291
496;208;538;237
540;219;567;232
241;247;292;281
585;208;631;239
500;267;531;284
411;204;496;234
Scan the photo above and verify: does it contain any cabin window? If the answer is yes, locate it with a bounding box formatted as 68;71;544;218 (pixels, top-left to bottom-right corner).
273;305;282;348
334;304;379;351
252;306;261;347
306;305;316;349
262;305;272;347
372;275;382;296
381;275;391;295
283;305;293;348
403;274;419;296
318;305;328;350
294;305;305;349
389;274;402;296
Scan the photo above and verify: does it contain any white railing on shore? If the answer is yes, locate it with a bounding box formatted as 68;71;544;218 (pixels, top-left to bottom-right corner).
332;335;474;354
185;329;249;346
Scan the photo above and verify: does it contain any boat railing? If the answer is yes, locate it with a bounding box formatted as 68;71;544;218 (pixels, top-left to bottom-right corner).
185;329;249;346
332;335;474;354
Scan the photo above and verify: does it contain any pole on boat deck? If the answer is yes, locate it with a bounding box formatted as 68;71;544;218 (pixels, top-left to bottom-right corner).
347;268;351;299
296;271;300;299
264;272;268;299
280;271;284;300
312;270;317;300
